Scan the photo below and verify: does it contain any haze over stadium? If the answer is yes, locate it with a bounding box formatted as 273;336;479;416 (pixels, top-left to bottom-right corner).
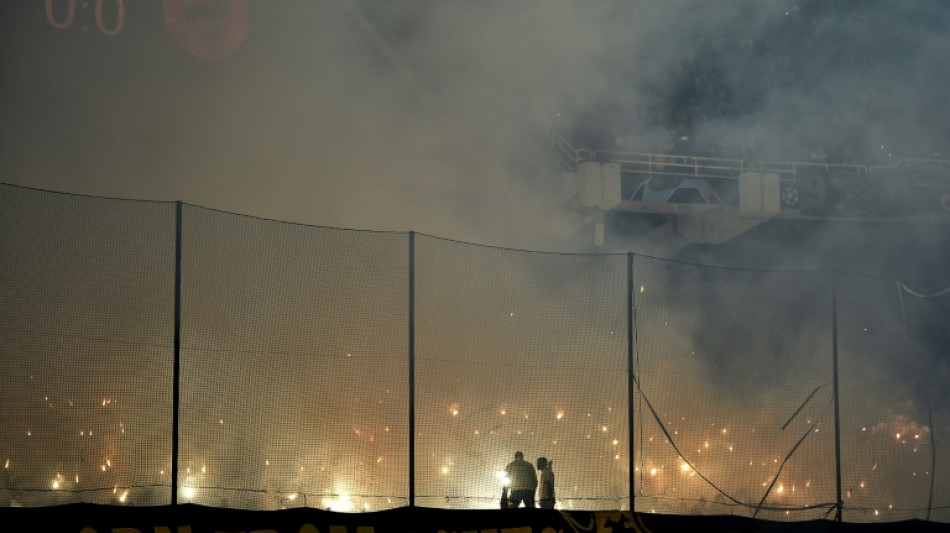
1;0;949;523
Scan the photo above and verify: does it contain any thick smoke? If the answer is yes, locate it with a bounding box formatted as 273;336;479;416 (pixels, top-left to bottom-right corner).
2;1;949;250
2;0;949;518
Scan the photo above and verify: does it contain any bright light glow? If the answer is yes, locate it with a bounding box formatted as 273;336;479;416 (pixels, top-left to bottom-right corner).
182;486;196;499
497;471;510;487
323;493;353;512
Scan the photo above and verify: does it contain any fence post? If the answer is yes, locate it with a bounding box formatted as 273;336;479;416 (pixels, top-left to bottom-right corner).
172;201;182;506
627;252;635;512
831;271;842;522
408;231;416;508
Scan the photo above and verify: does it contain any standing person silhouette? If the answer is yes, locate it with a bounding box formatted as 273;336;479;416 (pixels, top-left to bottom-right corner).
504;451;537;508
536;457;555;509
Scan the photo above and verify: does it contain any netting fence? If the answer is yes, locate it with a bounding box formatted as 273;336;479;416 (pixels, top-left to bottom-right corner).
1;183;948;522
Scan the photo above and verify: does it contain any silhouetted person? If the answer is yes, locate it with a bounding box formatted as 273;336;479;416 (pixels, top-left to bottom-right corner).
505;451;537;508
536;457;555;509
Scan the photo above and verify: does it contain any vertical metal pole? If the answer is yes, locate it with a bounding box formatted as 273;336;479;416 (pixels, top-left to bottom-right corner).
626;252;635;512
831;272;843;522
408;231;416;507
172;201;182;506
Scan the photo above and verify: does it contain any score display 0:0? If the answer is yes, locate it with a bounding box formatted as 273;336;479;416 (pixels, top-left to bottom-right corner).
45;0;125;37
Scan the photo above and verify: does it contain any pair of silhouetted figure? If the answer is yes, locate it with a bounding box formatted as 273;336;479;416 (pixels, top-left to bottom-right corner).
501;451;555;509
